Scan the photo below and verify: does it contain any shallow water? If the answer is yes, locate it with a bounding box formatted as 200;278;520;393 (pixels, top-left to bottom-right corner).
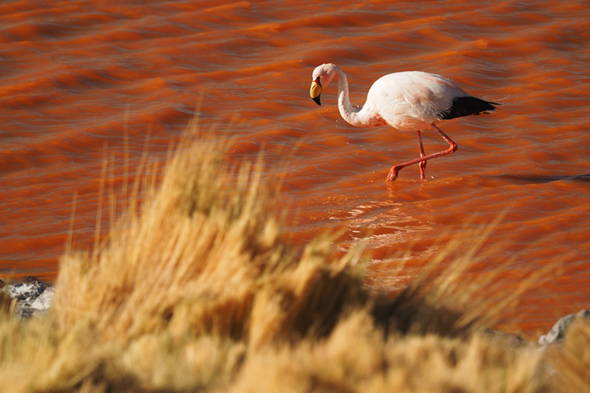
1;0;589;334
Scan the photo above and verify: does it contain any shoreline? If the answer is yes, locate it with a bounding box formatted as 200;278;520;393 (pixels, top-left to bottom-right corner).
3;276;588;349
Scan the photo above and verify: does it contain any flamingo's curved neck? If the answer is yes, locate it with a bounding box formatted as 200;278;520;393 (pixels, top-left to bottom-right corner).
336;68;376;128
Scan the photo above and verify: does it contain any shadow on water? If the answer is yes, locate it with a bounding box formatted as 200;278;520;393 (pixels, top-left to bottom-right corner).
492;174;590;184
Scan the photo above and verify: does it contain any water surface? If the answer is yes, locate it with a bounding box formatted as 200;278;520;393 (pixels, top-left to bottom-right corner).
1;0;589;333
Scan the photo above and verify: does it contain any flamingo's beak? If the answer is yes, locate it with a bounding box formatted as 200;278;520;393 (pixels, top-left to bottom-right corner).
309;80;322;106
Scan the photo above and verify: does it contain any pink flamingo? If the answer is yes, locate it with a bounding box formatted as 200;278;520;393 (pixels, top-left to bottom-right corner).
309;63;498;181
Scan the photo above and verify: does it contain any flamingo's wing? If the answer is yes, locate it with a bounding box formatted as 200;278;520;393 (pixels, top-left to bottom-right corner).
368;72;467;129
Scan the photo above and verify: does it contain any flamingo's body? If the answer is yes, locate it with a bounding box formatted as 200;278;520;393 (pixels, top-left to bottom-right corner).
309;63;498;181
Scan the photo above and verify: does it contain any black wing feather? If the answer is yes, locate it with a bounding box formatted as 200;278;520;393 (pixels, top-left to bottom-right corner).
438;96;499;120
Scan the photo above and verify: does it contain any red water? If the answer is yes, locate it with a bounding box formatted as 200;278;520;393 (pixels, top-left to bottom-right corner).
1;1;589;334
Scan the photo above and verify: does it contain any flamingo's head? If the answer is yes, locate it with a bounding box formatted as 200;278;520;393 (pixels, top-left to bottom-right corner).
310;63;338;106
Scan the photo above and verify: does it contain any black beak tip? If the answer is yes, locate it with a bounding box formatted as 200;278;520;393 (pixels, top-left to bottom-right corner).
312;96;321;106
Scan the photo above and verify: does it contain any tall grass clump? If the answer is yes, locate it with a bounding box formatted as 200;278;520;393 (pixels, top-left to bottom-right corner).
0;133;585;392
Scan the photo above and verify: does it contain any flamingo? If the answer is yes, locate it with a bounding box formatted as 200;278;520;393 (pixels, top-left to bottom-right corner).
309;63;498;181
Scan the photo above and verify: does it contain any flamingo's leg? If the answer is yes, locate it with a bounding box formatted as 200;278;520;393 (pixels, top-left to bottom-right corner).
386;124;458;182
417;130;427;180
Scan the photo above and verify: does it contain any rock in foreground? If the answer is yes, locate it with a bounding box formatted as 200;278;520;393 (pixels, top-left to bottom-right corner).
1;277;54;318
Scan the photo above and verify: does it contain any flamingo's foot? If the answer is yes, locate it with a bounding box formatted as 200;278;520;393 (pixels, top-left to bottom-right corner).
419;161;427;180
386;166;401;182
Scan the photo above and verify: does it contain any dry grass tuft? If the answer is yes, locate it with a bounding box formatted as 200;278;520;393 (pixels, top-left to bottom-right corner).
0;134;579;392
